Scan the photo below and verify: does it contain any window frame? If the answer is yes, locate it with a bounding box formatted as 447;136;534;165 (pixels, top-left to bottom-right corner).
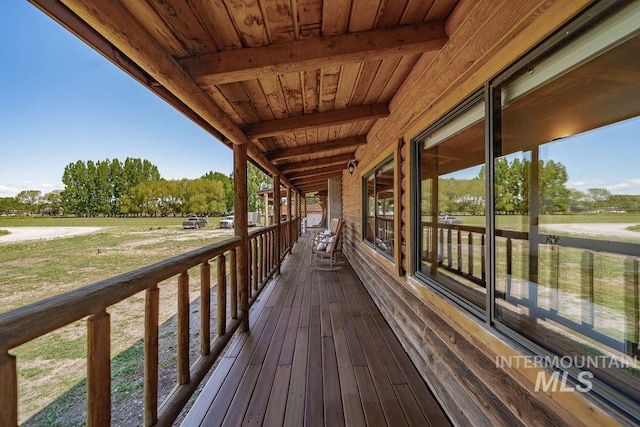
409;1;640;421
411;91;486;318
362;144;400;267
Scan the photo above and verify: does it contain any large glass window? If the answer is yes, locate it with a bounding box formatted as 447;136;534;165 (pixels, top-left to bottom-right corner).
411;2;640;417
415;98;486;312
490;3;640;411
363;156;395;260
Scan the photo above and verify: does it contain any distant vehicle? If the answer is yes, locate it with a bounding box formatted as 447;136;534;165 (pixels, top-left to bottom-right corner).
182;216;208;229
219;215;235;228
438;215;463;225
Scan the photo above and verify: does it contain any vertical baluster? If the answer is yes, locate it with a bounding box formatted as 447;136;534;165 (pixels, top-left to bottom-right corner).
253;238;258;291
481;234;486;283
247;240;253;297
550;246;559;314
230;248;238;319
200;262;210;355
177;271;190;384
468;232;474;277
0;352;17;427
258;234;264;285
144;285;159;426
506;238;512;298
581;252;595;328
447;228;452;267
438;227;444;263
217;254;227;335
87;310;111;426
456;228;462;272
268;231;273;271
624;258;639;356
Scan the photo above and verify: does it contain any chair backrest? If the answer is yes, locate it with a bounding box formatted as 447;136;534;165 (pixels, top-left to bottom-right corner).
328;218;340;234
326;220;345;254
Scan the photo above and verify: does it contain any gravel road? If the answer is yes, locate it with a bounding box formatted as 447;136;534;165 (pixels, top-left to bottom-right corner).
0;227;104;243
541;223;640;240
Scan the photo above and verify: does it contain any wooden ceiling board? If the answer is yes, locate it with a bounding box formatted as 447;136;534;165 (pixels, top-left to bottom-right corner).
425;0;459;21
120;0;190;57
348;0;382;32
371;0;507;144
225;0;270;47
350;60;383;105
319;66;341;112
258;0;295;43
400;0;436;24
303;69;320;114
279;72;305;116
191;0;244;51
363;57;401;104
257;76;289;119
375;0;409;28
217;82;261;124
203;85;245;125
147;0;218;55
242;80;276;121
297;0;322;38
377;54;421;102
334;63;361;109
321;0;351;36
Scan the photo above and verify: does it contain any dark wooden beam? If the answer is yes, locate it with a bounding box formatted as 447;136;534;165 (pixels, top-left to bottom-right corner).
279;153;354;173
290;173;341;185
242;104;389;139
180;21;447;85
286;164;345;180
268;135;367;162
301;183;327;193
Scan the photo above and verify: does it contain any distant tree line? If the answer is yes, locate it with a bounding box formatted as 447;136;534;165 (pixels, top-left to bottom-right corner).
0;157;274;217
420;158;640;215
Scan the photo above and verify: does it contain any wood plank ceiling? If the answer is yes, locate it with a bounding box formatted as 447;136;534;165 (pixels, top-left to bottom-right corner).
32;0;460;194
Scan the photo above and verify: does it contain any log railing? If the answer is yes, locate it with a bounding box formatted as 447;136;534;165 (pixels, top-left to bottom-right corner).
0;221;300;427
420;221;640;356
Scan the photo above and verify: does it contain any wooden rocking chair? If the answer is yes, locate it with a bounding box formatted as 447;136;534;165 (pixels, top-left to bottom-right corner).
309;217;340;261
311;219;344;270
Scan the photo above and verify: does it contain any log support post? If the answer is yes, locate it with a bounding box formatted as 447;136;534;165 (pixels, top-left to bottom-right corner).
274;174;281;275
287;186;293;250
234;142;250;332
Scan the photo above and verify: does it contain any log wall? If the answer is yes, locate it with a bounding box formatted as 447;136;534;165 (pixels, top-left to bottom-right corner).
340;0;628;425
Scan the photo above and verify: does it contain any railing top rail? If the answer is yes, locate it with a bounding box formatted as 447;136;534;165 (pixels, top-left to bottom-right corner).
0;236;242;352
248;223;278;238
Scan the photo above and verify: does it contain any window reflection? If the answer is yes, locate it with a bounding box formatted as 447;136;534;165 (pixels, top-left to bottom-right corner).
363;156;395;260
494;33;640;402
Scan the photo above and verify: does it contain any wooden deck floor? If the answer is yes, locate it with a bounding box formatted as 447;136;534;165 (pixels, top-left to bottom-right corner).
182;233;450;426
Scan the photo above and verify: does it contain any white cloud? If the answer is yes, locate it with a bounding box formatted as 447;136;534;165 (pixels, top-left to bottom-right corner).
0;184;20;197
607;178;640;192
592;178;605;185
568;180;587;187
40;182;63;190
0;182;64;197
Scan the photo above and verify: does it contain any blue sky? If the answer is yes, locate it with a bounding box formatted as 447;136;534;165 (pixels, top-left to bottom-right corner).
0;2;232;198
1;3;638;199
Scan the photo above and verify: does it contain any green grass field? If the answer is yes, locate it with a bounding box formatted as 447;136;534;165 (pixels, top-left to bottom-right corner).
1;214;638;423
0;215;233;424
0;215;225;228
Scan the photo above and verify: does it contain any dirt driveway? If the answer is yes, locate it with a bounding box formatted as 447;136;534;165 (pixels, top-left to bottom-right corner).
541;223;640;240
0;227;104;243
